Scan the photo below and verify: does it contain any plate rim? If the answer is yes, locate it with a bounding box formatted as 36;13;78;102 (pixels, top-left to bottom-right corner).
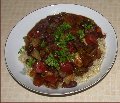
4;3;118;96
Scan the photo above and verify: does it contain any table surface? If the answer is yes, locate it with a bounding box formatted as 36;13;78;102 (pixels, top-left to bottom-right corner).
1;0;120;102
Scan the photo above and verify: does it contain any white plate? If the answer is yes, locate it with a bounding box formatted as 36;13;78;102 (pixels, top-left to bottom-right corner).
5;4;118;96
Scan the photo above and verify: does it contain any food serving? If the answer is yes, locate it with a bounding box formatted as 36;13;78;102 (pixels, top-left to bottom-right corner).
18;12;106;89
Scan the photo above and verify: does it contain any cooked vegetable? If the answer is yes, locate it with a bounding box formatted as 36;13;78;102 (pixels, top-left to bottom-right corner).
31;49;40;60
74;53;83;68
31;38;40;47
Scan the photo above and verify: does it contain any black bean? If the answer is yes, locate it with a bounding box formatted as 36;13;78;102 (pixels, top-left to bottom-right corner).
62;81;77;88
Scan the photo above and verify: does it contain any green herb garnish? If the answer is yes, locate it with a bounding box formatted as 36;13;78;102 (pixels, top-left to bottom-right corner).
54;22;71;42
54;23;75;46
57;40;66;48
55;48;68;62
18;46;25;54
84;24;93;30
45;53;59;69
77;30;85;40
26;57;36;67
45;22;75;67
55;48;74;63
40;40;46;47
59;22;71;30
65;33;75;42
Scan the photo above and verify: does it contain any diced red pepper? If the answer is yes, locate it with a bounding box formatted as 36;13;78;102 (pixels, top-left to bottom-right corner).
60;62;74;75
45;75;58;84
85;34;97;45
34;61;47;73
